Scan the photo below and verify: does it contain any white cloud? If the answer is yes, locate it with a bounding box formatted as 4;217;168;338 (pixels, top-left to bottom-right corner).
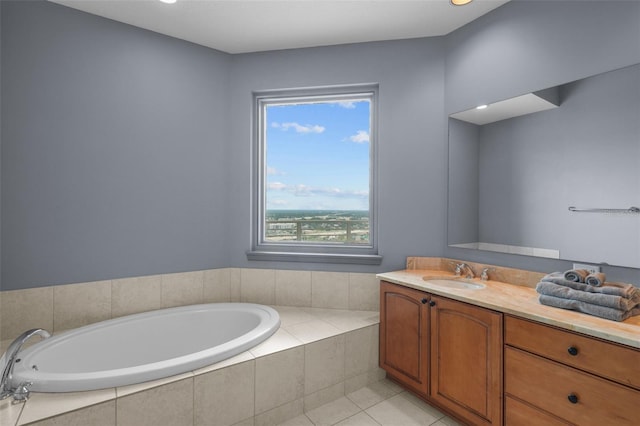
267;182;368;200
348;130;370;144
272;122;325;134
269;199;289;206
266;166;285;176
337;101;356;109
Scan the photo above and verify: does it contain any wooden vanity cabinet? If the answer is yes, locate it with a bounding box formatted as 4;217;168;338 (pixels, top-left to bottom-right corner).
504;315;640;426
379;281;430;396
430;295;503;426
379;281;503;425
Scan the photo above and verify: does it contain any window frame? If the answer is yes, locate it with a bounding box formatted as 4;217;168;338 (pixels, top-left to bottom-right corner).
247;84;381;264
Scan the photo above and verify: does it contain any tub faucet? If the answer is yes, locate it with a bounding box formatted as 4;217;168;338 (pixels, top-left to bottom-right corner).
0;328;51;402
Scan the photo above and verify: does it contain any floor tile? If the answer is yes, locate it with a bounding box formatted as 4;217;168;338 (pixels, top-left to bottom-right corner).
305;397;361;426
334;411;381;426
365;394;444;426
346;380;402;410
277;414;315;426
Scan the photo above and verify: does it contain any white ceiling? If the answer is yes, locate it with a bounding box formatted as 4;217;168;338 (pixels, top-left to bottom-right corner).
50;0;510;54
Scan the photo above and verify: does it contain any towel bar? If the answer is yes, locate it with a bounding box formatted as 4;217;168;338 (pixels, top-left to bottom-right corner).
568;206;640;214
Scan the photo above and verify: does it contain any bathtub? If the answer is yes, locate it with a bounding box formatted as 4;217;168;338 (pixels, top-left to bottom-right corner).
8;303;280;393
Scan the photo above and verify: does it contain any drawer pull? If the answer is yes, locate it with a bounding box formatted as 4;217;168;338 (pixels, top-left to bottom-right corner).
567;394;579;404
567;346;579;356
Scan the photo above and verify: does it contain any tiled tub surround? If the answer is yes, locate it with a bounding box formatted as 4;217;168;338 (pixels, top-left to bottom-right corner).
0;268;381;426
1;306;381;426
1;268;379;348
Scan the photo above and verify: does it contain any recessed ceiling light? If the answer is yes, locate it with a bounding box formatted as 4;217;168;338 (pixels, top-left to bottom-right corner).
476;104;488;110
159;0;177;4
451;0;474;5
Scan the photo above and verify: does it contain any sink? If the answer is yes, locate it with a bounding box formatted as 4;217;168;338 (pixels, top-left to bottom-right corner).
422;277;486;290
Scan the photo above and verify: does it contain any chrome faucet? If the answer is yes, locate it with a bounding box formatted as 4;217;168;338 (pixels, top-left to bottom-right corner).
455;263;475;279
0;328;51;402
481;267;496;281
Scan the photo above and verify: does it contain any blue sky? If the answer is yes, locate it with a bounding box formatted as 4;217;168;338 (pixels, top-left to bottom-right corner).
265;99;371;211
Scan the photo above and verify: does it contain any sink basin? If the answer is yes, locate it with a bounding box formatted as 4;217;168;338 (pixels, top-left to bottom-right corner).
422;277;486;290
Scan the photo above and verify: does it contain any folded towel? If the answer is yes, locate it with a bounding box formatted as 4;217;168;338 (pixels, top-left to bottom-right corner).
585;272;606;287
564;269;589;283
536;281;640;311
538;294;640;322
542;273;639;299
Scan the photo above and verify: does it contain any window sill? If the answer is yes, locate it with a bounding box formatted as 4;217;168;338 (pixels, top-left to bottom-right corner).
246;250;383;265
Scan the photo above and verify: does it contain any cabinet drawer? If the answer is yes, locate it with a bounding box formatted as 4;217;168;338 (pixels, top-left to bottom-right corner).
505;347;640;425
505;315;640;389
505;396;571;426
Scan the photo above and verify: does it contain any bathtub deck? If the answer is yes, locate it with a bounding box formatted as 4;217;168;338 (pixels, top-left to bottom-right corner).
1;305;380;426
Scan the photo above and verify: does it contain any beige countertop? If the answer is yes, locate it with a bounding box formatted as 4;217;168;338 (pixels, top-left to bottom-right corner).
377;269;640;349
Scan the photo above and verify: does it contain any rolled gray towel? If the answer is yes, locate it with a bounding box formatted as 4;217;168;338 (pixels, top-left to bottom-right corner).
538;294;640;322
564;269;589;283
536;281;640;311
542;273;639;299
585;272;606;287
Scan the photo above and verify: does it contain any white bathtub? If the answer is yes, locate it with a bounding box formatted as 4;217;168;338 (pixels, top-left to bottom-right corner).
9;303;280;392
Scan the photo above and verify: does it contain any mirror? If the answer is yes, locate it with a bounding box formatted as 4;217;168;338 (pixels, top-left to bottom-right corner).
448;63;640;268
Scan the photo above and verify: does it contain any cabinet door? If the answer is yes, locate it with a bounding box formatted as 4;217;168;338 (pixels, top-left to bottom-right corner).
430;296;503;426
379;281;430;396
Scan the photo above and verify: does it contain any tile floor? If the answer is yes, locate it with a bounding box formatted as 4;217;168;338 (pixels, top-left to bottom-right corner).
278;378;462;426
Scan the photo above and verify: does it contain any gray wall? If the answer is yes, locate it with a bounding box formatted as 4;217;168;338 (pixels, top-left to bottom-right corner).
227;39;447;273
1;1;231;290
444;0;640;283
2;0;640;290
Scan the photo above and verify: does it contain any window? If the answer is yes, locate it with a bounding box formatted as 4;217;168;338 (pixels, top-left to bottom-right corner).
249;85;381;264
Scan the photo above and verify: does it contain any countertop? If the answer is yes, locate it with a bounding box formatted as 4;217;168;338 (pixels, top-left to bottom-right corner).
377;269;640;349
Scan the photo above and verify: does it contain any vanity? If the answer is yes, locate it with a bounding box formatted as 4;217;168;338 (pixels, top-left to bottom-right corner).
377;258;640;426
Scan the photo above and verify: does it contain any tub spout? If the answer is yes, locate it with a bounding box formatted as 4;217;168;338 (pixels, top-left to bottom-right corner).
0;328;51;402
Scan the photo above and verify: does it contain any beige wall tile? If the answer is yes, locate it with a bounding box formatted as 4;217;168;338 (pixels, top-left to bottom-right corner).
253;399;303;426
275;270;312;307
304;335;345;395
25;401;116;426
240;269;276;305
194;360;255;426
229;268;241;302
161;271;204;308
271;306;315;328
345;325;379;379
1;397;25;426
1;287;54;341
249;328;302;358
111;275;162;318
284;319;342;344
18;388;115;426
344;369;386;395
254;347;305;414
203;269;231;303
348;273;379;311
311;272;349;309
116;378;193;426
303;382;344;412
116;372;193;398
53;281;111;331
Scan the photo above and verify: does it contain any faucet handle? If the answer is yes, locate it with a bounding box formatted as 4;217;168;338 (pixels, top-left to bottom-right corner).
481;267;496;281
453;263;464;276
